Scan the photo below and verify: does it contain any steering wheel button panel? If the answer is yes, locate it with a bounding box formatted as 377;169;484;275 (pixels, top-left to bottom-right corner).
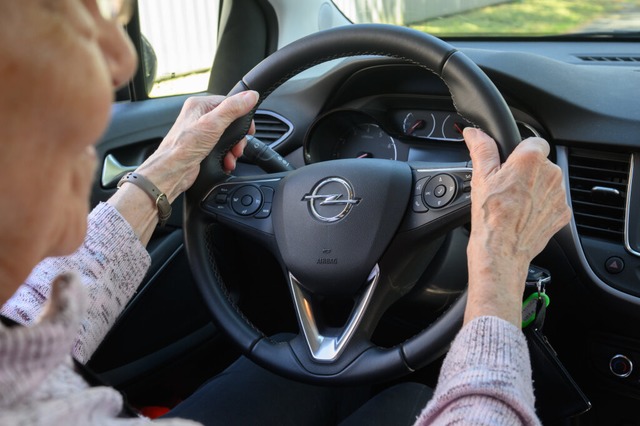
424;174;456;208
203;188;231;212
232;186;263;216
403;167;473;231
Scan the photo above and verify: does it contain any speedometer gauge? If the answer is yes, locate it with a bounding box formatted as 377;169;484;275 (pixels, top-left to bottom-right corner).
402;112;435;138
441;114;465;141
335;123;397;160
304;110;403;163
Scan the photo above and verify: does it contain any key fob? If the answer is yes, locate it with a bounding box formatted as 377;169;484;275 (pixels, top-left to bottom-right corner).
526;264;551;288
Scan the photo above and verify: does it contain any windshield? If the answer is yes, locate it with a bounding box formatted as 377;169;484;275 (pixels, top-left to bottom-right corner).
332;0;640;37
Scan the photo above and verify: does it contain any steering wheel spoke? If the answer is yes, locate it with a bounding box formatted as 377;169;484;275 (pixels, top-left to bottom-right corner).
289;264;381;363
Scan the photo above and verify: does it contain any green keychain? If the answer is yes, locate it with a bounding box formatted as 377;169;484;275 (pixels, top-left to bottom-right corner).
522;291;550;328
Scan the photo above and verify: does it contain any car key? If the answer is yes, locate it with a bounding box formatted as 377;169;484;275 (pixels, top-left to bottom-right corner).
525;264;551;289
522;264;551;328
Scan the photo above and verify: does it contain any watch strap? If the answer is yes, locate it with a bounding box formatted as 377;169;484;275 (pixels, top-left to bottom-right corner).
117;172;172;227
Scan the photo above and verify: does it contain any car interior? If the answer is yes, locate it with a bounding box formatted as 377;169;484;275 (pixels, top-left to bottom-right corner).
87;0;640;424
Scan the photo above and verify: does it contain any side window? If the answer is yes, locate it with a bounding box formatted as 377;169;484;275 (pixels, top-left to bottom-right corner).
137;0;220;98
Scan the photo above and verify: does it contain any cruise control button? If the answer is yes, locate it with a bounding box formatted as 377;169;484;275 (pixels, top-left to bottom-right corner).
214;193;228;204
231;185;263;216
255;202;273;219
204;185;234;212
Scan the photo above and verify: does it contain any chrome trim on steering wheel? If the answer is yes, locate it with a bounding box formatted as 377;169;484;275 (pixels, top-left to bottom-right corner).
288;264;380;362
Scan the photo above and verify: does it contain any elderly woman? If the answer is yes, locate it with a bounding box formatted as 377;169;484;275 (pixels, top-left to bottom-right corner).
0;0;570;425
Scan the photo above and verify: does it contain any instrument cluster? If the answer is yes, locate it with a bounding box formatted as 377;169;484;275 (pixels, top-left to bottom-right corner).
303;107;539;164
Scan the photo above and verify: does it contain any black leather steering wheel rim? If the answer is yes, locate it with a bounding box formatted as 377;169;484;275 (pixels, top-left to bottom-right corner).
184;24;520;385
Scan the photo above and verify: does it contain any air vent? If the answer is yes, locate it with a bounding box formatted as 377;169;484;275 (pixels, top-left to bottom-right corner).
253;110;293;148
568;148;630;242
576;55;640;63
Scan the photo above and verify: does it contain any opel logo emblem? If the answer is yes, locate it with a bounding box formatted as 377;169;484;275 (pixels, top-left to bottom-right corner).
302;177;361;222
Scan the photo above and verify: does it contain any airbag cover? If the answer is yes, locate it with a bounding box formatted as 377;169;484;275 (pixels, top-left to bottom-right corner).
272;159;412;295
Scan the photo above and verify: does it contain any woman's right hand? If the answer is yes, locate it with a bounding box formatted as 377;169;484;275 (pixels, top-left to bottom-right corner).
462;128;572;326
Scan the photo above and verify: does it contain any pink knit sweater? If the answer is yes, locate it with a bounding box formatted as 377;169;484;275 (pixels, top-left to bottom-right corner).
415;316;541;425
0;203;540;425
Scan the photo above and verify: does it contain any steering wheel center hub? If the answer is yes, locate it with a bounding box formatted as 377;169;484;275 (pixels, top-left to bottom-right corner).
272;159;412;296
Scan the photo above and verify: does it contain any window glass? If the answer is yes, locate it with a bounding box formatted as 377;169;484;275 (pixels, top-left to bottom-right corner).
332;0;640;37
138;0;220;97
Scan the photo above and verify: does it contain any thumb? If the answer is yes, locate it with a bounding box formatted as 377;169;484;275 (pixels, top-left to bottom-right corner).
202;90;260;129
463;127;501;179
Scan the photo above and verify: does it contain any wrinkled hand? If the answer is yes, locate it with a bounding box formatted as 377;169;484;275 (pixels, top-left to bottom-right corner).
463;128;571;326
136;91;259;203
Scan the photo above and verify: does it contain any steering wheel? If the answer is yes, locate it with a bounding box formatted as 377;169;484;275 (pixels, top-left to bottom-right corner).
184;24;520;385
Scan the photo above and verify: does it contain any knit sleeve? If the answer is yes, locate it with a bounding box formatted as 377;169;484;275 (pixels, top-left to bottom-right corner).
0;202;151;363
414;316;541;426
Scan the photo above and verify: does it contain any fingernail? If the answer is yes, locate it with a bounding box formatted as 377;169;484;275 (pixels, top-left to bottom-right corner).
242;90;259;106
462;127;477;138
